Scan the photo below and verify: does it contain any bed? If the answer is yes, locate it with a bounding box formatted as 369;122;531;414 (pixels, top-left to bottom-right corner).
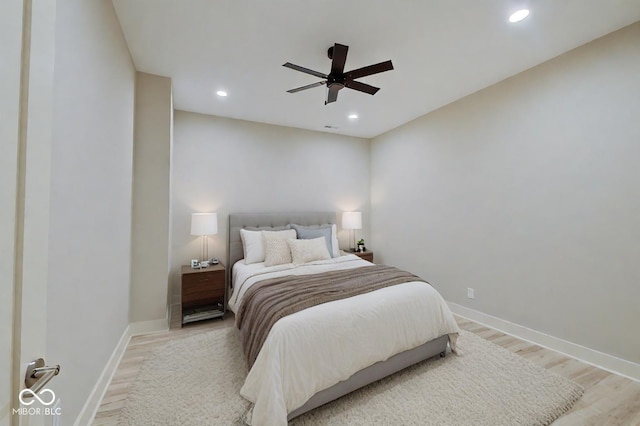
226;212;460;426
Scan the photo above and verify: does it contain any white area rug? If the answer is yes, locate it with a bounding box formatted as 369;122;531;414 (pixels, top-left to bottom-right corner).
118;327;583;425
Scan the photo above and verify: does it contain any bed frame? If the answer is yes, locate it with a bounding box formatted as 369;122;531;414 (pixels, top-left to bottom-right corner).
227;212;448;420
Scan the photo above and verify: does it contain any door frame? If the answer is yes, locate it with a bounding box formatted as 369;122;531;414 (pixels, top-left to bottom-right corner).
1;1;57;425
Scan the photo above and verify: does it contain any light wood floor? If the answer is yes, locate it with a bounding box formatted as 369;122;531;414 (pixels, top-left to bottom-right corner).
93;314;640;425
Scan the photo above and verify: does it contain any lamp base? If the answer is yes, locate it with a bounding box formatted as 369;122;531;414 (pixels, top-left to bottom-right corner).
201;235;209;265
348;229;356;252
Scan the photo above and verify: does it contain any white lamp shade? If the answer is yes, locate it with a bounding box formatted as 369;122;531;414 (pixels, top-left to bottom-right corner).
191;213;218;236
342;212;362;230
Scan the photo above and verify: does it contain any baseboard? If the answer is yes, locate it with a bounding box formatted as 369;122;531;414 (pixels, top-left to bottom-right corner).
74;324;131;426
129;317;169;336
74;316;169;425
448;302;640;383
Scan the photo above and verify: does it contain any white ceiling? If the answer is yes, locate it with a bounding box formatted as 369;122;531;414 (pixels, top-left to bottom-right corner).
112;1;640;138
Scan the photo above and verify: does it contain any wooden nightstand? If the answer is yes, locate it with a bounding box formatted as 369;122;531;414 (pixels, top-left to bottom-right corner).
181;263;226;325
353;250;374;263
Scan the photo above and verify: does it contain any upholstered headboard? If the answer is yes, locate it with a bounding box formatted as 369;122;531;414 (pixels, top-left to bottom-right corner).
226;212;337;289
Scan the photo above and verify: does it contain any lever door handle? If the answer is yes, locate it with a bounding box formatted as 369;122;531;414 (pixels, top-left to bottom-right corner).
23;358;60;397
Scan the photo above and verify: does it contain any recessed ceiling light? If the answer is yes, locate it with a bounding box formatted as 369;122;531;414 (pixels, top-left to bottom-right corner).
508;9;530;23
216;90;228;97
348;114;358;119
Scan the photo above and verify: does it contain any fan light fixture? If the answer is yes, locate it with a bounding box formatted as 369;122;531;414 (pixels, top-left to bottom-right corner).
216;90;228;97
509;9;530;23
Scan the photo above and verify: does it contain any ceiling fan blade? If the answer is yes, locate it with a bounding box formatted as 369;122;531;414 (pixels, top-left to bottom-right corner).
346;60;394;80
345;80;380;95
283;62;327;79
325;85;340;104
330;43;349;75
286;81;326;93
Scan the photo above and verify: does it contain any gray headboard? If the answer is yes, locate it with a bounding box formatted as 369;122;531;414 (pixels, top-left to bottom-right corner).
226;212;337;289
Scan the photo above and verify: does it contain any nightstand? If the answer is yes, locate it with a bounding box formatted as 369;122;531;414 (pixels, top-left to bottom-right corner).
181;263;225;325
353;250;374;263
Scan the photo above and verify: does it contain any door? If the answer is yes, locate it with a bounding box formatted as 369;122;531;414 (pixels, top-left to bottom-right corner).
1;1;57;426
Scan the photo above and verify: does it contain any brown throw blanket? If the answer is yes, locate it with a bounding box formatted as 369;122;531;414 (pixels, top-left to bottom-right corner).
236;265;426;369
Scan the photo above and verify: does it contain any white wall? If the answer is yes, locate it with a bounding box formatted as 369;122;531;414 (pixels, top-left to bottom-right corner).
371;23;640;365
130;72;172;324
171;111;371;298
46;1;135;423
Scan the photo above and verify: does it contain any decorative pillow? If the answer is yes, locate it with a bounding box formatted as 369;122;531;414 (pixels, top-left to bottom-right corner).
263;230;296;266
287;237;331;265
240;229;265;264
290;224;339;258
264;238;292;266
240;227;293;264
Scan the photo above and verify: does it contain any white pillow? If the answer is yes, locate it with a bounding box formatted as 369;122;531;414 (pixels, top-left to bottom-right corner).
330;224;339;257
240;229;265;264
264;238;292;267
287;237;331;265
240;229;296;264
263;230;296;266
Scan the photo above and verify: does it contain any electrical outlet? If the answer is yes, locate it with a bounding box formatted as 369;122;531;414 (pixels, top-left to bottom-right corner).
467;288;474;299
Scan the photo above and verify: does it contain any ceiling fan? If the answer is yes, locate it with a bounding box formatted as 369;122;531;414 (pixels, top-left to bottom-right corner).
283;43;394;105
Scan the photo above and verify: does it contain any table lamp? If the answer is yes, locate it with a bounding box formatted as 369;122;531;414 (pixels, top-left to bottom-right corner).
342;212;362;252
191;212;218;262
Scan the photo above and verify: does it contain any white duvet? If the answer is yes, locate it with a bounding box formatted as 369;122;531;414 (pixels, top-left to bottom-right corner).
229;255;460;426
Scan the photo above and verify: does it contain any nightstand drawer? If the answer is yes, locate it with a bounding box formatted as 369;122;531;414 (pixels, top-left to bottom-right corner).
182;284;224;298
182;289;224;307
182;271;223;285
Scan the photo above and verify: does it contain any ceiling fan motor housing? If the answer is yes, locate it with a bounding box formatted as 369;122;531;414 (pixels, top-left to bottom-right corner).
327;74;345;89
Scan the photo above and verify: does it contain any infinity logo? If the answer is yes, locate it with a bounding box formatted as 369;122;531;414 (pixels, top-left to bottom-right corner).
18;388;56;406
